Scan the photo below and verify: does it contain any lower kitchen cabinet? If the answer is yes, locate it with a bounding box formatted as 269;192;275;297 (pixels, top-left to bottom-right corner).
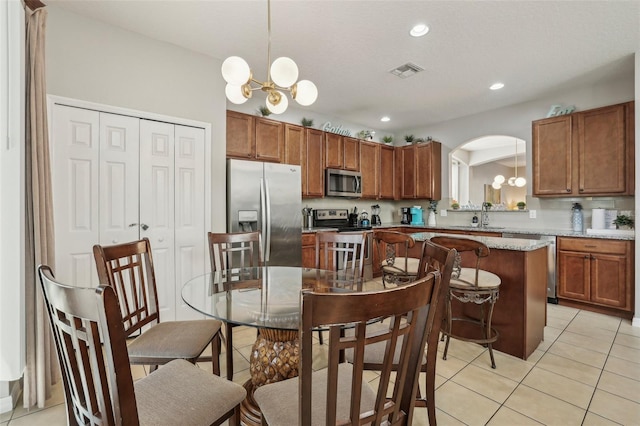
302;233;317;268
557;237;633;315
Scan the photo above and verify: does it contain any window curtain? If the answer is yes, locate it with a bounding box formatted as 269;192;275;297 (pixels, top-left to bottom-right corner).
23;1;59;409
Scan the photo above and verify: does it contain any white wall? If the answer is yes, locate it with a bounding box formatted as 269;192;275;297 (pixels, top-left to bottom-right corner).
46;5;227;232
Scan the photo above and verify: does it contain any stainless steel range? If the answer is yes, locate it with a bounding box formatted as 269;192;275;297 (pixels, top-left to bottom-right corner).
313;209;373;280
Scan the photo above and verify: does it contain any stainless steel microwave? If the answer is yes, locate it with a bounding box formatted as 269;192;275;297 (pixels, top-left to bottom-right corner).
325;168;362;198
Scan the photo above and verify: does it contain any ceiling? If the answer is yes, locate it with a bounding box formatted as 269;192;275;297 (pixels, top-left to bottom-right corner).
47;0;639;133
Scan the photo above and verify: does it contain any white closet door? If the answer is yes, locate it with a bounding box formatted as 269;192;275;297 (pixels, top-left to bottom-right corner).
52;105;100;286
140;120;176;321
174;125;206;320
99;113;140;247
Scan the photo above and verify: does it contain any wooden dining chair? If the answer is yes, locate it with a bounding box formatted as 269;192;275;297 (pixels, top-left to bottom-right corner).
38;264;246;426
253;271;441;426
431;236;501;369
208;231;263;380
344;239;456;425
315;231;367;344
375;230;419;287
93;238;224;374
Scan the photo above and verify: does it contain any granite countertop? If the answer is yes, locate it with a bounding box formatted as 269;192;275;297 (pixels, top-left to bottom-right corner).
301;224;635;241
410;232;551;252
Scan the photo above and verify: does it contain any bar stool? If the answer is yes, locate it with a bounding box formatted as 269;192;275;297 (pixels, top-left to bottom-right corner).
431;236;501;368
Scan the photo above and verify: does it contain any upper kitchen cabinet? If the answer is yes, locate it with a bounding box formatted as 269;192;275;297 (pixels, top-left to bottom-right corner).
302;128;324;198
359;141;379;199
325;133;360;171
284;123;303;165
532;101;634;197
396;142;441;200
226;111;284;163
379;145;395;199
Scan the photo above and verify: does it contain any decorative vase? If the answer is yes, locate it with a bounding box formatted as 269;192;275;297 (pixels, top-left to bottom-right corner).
572;209;583;232
428;211;436;226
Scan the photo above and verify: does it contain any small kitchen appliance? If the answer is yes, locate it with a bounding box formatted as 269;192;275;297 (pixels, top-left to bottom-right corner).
401;207;412;225
410;206;424;225
359;211;370;227
371;204;381;226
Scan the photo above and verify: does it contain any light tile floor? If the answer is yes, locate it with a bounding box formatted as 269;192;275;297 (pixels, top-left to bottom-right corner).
3;280;640;425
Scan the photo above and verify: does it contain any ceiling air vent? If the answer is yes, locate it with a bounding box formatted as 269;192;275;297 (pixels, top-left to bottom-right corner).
389;62;424;79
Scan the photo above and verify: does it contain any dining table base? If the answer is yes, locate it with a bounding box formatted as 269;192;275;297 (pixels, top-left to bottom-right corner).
241;329;301;425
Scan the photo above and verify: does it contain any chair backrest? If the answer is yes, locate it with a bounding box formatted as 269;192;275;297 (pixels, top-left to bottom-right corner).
93;238;159;337
38;265;139;426
298;272;440;425
374;230;416;271
315;231;366;277
430;236;489;287
208;231;263;272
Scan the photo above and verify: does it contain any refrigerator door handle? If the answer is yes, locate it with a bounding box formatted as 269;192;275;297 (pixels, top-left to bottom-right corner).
260;177;268;260
264;177;272;262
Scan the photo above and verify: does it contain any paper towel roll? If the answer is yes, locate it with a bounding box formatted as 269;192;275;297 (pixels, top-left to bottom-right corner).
591;208;606;230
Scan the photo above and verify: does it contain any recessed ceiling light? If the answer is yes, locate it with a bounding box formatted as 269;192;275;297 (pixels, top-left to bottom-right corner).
380;116;391;122
410;24;429;37
490;82;505;90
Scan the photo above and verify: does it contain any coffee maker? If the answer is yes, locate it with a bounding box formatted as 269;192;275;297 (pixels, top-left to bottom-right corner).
400;207;412;224
371;204;381;226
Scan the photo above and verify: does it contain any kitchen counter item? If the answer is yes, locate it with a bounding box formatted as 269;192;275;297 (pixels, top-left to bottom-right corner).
410;207;424;225
371;204;381;226
401;207;412;224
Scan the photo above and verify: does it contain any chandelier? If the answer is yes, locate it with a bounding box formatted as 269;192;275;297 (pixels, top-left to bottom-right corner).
221;0;318;114
492;139;526;189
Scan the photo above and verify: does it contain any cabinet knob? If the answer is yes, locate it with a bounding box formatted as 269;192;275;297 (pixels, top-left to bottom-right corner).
566;188;571;192
584;255;590;259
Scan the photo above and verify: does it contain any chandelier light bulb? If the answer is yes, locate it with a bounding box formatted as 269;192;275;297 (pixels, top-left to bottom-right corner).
221;56;251;86
515;177;527;187
225;83;249;104
494;175;505;184
293;80;318;106
492;181;502;190
270;57;299;88
266;90;288;114
507;177;517;186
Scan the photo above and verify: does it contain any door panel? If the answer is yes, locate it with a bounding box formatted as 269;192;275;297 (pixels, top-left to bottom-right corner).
140;120;176;320
52;105;100;287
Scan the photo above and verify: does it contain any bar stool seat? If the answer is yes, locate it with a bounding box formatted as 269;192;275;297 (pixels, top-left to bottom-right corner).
431;236;501;369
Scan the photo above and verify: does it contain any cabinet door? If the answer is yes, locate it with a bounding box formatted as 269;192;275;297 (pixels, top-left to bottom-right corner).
254;116;284;163
325;133;343;169
301;233;316;268
577;104;626;194
532;116;572;196
400;146;416;199
415;142;441;200
359;141;378;199
343;137;360;171
226;110;254;159
591;253;629;309
284;123;303;165
303;128;324;197
379;145;395;199
557;250;590;301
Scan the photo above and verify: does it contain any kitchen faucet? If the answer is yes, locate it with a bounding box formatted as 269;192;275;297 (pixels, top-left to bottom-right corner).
481;202;490;228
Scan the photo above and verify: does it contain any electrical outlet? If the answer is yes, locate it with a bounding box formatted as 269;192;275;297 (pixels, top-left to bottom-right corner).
440;209;447;217
529;210;537;219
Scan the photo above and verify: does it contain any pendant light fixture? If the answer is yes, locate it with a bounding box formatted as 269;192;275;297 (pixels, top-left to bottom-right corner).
492;139;526;189
221;0;318;114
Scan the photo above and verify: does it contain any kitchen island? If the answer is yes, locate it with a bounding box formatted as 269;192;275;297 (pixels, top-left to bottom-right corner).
411;232;549;360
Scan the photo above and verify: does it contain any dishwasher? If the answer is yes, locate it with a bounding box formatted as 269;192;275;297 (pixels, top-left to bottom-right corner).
501;233;558;304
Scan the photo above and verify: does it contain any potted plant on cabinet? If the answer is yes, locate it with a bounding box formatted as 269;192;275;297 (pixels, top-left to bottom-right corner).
517;201;526;210
382;135;393;144
613;215;634;230
451;200;460;210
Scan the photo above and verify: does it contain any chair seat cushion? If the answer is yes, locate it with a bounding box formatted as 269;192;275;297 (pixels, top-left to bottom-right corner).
254;363;377;425
451;267;501;289
380;257;421;276
343;321;427;365
128;319;222;363
135;359;246;425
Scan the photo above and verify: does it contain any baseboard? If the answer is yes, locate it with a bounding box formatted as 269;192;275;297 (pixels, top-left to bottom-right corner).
632;316;640;328
0;380;21;414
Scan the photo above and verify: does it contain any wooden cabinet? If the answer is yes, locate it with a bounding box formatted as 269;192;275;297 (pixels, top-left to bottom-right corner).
558;237;633;313
532;102;634;197
325;133;359;171
302;233;317;268
302;128;324;198
359;141;379;199
283;123;303;165
396;142;441;200
226;111;284;162
379;145;395;199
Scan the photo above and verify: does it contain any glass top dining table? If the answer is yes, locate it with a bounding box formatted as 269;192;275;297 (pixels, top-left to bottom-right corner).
181;266;364;332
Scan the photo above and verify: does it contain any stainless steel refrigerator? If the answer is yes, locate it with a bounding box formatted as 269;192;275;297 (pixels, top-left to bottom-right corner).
227;159;302;267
